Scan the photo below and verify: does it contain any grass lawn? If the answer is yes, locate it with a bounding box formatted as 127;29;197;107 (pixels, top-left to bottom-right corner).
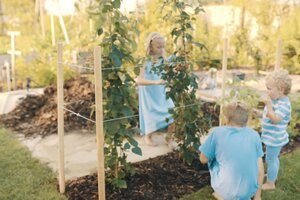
182;148;300;200
0;128;66;200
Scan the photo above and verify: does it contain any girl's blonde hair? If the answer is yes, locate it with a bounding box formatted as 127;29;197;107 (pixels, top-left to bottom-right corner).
145;32;165;55
223;101;249;126
266;69;292;95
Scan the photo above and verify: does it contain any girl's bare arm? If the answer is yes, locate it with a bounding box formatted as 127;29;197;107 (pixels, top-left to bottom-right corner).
136;64;165;85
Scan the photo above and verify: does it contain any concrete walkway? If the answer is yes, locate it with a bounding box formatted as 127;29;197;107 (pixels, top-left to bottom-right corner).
17;130;172;180
0;88;44;114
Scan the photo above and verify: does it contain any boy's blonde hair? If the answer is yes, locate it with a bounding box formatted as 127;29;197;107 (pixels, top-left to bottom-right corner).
266;69;292;95
145;32;165;55
223;101;249;126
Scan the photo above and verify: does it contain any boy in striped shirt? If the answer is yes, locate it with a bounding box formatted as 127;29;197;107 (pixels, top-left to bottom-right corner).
253;69;292;190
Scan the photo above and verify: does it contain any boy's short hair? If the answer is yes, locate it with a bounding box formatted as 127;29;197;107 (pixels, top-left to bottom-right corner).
223;101;249;126
266;69;292;95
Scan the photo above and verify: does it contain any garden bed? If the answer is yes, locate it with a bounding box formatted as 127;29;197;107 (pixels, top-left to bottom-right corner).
65;151;210;200
64;135;300;200
0;76;95;137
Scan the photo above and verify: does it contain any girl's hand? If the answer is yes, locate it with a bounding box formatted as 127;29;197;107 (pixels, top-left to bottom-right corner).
156;79;166;85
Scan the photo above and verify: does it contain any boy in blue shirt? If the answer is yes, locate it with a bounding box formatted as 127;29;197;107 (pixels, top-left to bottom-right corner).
253;69;292;190
199;101;264;200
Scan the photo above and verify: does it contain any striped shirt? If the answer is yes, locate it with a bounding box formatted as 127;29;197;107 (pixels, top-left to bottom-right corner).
261;97;291;147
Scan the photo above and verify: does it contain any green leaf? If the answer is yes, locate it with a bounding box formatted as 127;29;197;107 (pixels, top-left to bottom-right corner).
112;0;121;9
132;147;142;156
182;151;193;165
107;155;117;166
97;27;103;36
112;178;127;189
124;142;131;150
127;137;138;147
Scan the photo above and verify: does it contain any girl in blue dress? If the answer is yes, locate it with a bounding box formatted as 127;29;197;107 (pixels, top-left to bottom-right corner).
136;32;174;146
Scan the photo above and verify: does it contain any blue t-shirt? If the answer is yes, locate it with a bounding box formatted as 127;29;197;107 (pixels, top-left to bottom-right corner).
262;97;291;147
199;126;263;200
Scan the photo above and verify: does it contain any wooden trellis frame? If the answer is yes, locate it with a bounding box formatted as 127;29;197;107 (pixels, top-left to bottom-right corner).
56;43;105;200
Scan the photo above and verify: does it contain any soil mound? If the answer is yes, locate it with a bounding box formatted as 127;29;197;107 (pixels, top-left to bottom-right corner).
0;76;95;137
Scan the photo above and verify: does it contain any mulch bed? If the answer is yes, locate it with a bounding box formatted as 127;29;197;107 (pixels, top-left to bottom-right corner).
64;136;300;200
281;134;300;155
0;76;95;137
65;151;210;200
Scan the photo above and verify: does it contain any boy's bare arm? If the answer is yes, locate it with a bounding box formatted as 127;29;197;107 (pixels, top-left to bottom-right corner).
199;127;215;144
265;101;282;124
199;153;209;164
252;109;263;118
261;95;282;124
253;157;264;200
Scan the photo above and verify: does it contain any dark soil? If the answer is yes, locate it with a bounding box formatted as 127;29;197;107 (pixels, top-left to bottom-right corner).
65;152;210;200
281;134;300;155
65;135;300;200
0;76;95;137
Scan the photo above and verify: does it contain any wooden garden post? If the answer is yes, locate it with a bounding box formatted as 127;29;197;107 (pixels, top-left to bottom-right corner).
219;38;228;126
275;39;282;70
57;42;65;193
57;7;70;44
7;31;21;91
50;15;56;46
39;0;45;37
94;46;106;200
4;61;11;92
89;18;93;34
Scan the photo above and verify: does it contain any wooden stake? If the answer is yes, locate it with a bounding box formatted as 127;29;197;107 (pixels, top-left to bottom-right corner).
4;61;11;92
275;39;282;70
89;18;93;34
57;42;65;193
51;15;56;46
219;38;228;126
39;0;45;37
7;31;21;91
57;7;70;44
94;46;105;200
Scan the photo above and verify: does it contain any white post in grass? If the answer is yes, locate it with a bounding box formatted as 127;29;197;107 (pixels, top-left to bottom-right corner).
57;10;70;44
94;46;105;200
275;39;282;71
39;0;45;37
89;18;93;34
219;38;228;126
57;42;65;193
4;61;11;92
50;15;56;46
7;31;21;91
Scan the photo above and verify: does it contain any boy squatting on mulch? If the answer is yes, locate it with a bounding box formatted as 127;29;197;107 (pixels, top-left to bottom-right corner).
199;69;292;200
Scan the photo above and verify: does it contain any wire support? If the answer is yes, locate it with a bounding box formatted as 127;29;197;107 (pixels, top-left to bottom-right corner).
62;106;96;123
173;102;204;109
58;62;94;71
58;59;209;73
104;114;139;123
62;100;205;125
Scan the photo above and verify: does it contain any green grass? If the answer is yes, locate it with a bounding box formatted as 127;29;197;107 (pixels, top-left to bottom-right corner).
181;148;300;200
0;128;67;200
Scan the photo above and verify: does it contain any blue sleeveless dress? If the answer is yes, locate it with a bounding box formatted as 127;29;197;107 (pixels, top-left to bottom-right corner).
138;59;174;135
